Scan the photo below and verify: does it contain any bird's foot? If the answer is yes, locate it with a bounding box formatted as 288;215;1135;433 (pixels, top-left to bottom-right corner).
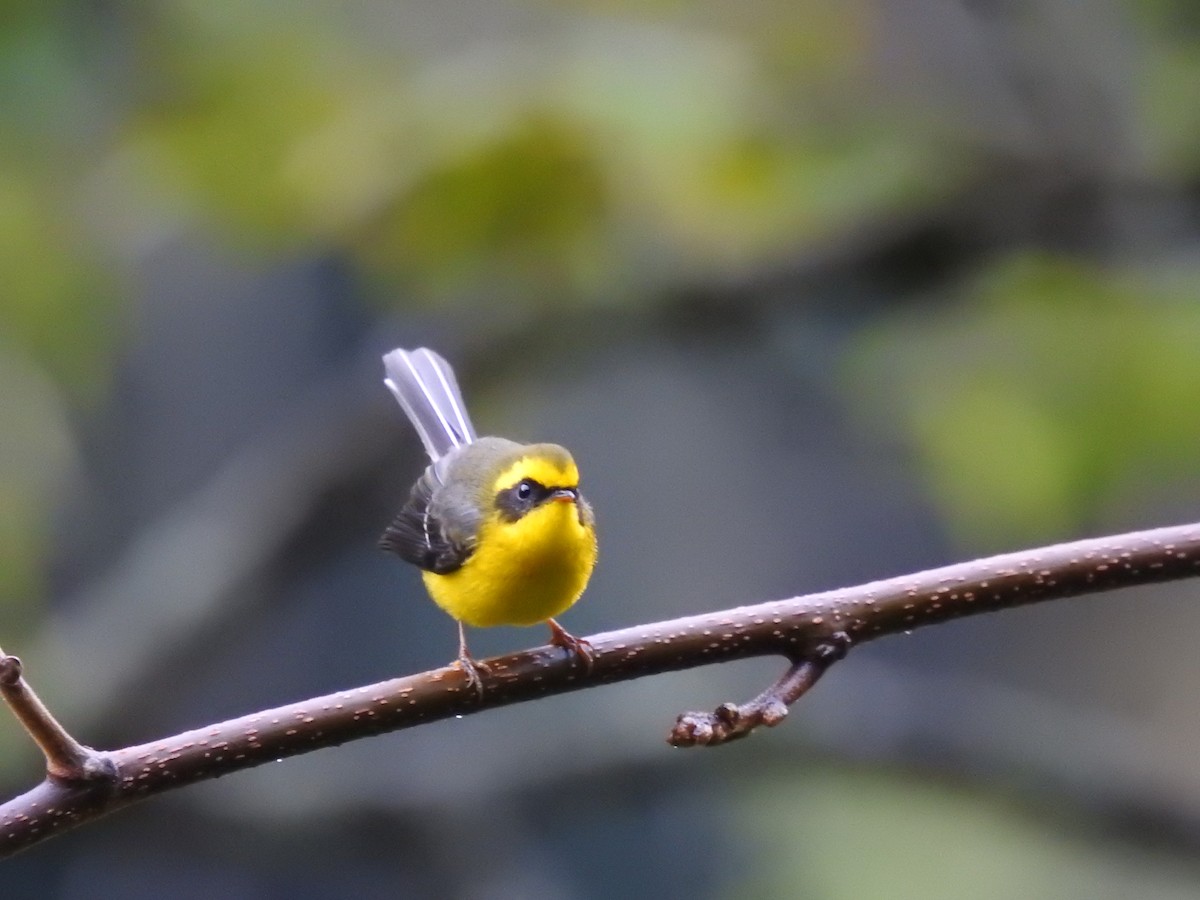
547;619;594;673
454;621;490;699
456;654;490;699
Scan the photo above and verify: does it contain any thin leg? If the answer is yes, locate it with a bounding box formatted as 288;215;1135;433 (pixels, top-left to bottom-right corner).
455;621;488;698
547;619;594;672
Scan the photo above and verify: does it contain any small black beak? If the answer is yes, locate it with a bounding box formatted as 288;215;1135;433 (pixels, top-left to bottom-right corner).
550;488;578;503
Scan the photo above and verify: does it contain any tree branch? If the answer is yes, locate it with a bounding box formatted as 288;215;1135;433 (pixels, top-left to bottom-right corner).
668;632;851;746
0;650;117;785
4;520;1200;858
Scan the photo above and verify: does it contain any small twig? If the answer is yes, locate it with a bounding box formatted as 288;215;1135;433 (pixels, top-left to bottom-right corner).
0;649;116;785
669;632;851;747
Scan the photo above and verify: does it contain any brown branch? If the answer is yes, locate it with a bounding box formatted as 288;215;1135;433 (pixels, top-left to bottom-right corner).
668;631;851;746
3;520;1200;857
0;650;117;786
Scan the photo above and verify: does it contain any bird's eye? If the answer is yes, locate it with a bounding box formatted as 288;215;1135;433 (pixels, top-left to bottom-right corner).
517;480;534;501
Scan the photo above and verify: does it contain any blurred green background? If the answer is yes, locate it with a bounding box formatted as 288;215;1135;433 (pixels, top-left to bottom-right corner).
4;0;1200;896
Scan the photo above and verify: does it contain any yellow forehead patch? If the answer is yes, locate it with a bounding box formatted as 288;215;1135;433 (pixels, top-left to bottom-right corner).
494;447;579;491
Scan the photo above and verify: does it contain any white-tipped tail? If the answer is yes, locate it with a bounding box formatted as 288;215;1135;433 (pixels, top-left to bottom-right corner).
382;347;477;461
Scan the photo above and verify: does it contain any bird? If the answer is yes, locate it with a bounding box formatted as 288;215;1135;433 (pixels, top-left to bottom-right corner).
378;347;597;692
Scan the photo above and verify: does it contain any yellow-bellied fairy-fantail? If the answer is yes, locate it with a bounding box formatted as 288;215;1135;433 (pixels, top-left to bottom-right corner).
379;347;597;689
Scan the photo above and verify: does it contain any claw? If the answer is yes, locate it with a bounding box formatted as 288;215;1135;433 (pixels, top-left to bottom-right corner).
455;622;488;699
547;619;594;673
455;654;489;699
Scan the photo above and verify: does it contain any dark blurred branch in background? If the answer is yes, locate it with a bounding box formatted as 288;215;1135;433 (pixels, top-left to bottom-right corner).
38;350;396;736
3;520;1200;858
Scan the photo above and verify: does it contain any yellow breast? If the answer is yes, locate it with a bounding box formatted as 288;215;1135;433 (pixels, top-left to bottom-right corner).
423;500;597;628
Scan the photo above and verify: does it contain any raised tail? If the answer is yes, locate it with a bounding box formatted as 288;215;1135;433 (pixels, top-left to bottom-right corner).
382;347;477;461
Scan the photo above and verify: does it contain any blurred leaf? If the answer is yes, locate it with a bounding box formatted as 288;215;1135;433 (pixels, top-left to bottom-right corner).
127;36;357;243
1143;42;1200;177
0;1;90;147
734;767;1200;900
0;349;75;627
0;171;119;397
1132;0;1200;176
845;254;1200;545
359;115;610;306
663;129;944;269
112;10;952;306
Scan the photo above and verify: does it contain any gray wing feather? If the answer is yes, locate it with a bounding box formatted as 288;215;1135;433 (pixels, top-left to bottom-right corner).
378;467;475;572
382;347;477;462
